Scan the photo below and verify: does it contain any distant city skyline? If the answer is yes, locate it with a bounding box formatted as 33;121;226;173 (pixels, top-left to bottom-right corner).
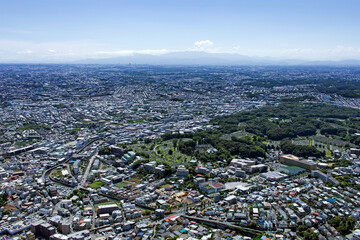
1;0;359;62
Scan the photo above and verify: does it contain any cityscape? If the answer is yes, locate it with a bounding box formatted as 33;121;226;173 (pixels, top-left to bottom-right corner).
1;0;360;239
1;65;360;240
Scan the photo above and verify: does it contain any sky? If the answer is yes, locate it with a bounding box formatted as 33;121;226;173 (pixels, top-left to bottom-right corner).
0;0;360;62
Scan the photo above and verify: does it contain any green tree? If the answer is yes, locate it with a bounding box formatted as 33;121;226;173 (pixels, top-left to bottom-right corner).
303;231;318;240
99;146;111;155
172;139;178;148
0;192;8;207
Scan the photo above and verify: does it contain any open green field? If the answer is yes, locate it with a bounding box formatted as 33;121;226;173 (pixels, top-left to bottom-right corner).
51;168;70;178
325;151;332;158
116;182;129;188
51;169;62;177
89;181;106;189
18;123;51;131
220;130;250;140
130;140;192;166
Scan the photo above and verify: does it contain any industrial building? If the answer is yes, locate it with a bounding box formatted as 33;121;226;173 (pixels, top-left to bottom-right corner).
279;154;317;171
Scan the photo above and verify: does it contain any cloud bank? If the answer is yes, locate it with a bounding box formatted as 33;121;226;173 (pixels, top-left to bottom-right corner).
0;38;360;63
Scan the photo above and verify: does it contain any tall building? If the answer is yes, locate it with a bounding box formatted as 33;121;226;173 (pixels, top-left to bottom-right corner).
31;221;56;239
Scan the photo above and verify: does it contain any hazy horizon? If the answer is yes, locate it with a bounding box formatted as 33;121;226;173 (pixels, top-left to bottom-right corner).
1;0;359;63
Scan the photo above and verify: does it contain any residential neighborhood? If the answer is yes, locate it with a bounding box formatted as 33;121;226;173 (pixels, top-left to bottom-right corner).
1;65;360;240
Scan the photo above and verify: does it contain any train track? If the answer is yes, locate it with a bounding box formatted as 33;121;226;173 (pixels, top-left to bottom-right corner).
41;136;99;184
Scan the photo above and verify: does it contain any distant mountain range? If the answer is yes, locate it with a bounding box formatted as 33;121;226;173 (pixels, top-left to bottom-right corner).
74;51;360;66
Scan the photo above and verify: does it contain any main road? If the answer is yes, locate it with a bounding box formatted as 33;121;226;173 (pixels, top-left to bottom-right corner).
41;136;100;184
80;142;102;187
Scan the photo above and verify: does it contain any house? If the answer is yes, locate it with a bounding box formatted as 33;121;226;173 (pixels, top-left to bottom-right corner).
155;165;165;174
196;166;209;174
177;165;189;178
224;195;237;204
144;161;156;172
311;170;339;185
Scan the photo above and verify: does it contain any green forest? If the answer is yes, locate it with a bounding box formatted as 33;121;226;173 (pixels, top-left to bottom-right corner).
162;103;360;160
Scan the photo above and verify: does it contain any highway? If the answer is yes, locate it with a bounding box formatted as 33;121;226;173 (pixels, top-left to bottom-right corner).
41;136;99;184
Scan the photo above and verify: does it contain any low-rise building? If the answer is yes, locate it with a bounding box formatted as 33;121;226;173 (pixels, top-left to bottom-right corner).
279;154;317;171
177;165;189;178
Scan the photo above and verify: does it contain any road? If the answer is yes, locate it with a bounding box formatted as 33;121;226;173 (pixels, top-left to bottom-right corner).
181;215;263;234
41;136;99;183
89;199;96;229
80;149;98;187
153;144;160;156
79;141;103;187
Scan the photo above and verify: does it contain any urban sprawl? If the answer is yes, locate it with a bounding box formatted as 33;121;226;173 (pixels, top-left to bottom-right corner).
1;64;360;240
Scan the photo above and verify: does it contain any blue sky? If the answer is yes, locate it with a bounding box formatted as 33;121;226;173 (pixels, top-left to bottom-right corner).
0;0;359;62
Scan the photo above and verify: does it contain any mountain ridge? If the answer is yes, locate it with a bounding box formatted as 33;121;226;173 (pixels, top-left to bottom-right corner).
74;51;360;66
1;51;360;66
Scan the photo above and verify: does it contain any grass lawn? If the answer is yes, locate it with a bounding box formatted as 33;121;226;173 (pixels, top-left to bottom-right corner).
129;140;192;166
51;169;63;177
89;181;106;189
116;182;129;188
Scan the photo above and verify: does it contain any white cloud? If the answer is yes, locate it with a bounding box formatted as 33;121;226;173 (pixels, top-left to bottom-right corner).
0;39;104;61
1;38;360;62
194;40;214;49
0;39;175;62
16;49;33;55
